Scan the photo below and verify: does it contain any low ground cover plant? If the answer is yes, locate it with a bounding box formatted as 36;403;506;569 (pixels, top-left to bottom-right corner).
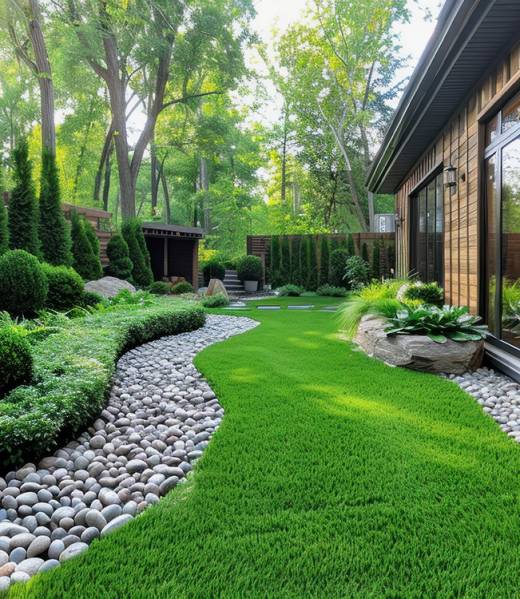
0;298;205;467
172;281;194;295
317;284;347;297
201;293;229;308
277;284;305;296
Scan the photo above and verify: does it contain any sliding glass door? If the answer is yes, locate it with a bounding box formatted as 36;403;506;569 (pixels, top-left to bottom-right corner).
410;172;444;284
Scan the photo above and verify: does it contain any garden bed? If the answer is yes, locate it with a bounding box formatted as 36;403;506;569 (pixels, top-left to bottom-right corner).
0;299;205;468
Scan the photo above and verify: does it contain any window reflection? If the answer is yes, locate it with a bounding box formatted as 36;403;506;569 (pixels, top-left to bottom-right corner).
502;93;520;134
486;155;496;334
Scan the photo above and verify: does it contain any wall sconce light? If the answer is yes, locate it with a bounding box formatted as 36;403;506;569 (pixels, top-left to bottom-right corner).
394;213;403;229
444;165;457;188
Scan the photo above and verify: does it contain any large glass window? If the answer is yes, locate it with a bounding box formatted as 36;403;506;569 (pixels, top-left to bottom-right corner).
485;99;520;351
410;173;444;284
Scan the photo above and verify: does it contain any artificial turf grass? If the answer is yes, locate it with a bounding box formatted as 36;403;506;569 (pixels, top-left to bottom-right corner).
8;302;520;598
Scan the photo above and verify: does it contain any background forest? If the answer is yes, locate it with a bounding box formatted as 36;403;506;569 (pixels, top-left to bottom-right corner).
0;0;428;261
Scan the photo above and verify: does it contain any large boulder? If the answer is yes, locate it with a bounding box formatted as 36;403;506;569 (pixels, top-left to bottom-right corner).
355;315;484;375
85;276;136;299
206;278;229;299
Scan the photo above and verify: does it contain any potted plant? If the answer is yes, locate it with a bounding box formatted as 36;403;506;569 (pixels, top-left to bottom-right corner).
237;255;263;293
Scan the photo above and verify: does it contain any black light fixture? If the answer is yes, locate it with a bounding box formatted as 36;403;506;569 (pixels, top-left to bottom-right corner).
444;165;457;188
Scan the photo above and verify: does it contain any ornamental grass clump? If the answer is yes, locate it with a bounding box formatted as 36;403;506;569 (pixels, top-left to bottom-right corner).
385;305;487;344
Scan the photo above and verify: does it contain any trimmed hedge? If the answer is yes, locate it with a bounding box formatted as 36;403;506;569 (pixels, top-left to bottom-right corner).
0;299;205;467
0;328;33;398
0;249;48;316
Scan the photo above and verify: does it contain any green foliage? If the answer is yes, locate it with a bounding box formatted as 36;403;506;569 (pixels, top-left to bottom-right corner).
277;284;304;297
106;234;133;281
330;248;349;287
39;149;72;266
0;168;8;255
172;281;194;295
81;290;103;308
403;282;444;307
344;255;371;290
269;236;282;287
319;236;330;286
82;218;103;280
0;327;33;398
290;237;303;287
202;259;225;284
308;237;318;291
317;284;347;297
347;234;355;256
386;305;487;344
361;242;369;265
201;293;229;308
42;263;85;311
0;250;48;316
237;255;263;282
70;210;100;281
8;139;39;255
0;299;205;466
122;219;153;288
280;236;291;284
149;281;172;295
372;242;381;279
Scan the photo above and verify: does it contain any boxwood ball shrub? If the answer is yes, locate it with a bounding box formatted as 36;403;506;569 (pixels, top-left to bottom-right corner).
0;300;205;467
149;281;172;295
203;259;225;284
237;255;263;282
172;281;194;295
0;327;33;397
0;249;48;316
42;263;84;310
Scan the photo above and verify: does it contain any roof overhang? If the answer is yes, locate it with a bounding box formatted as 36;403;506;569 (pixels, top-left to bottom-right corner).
367;0;520;194
142;222;204;240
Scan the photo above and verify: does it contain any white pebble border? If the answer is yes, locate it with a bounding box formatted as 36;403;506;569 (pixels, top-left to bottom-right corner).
0;315;258;591
446;366;520;441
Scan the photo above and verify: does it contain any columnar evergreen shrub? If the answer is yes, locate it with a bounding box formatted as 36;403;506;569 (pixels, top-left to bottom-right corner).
0;168;8;255
0;249;48;316
330;248;349;287
0;328;33;397
372;241;381;279
202;259;225;284
42;263;84;310
291;237;302;287
70;210;100;280
39;149;72;266
83;218;103;280
106;234;133;280
8;139;39;255
122;219;153;287
280;236;291;284
319;236;330;286
347;233;355;256
270;236;282;287
307;236;318;291
361;242;369;265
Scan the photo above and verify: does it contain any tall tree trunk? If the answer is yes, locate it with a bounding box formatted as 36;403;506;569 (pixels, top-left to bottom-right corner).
28;0;55;155
94;123;114;204
160;169;171;224
198;157;210;233
281;106;288;204
72;100;95;199
151;141;158;213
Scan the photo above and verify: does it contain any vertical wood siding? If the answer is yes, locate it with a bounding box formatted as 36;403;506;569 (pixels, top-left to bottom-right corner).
396;42;520;314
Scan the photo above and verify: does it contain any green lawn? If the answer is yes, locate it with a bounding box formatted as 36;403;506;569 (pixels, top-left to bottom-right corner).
9;298;520;598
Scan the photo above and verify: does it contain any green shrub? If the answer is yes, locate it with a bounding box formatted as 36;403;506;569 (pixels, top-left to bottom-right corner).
0;327;33;397
237;255;263;282
319;236;330;286
386;305;487;344
403;282;444;307
122;219;153;288
372;242;381;279
172;281;194;295
81;290;104;308
203;259;225;284
83;218;103;280
70;210;101;281
330;248;349;287
277;284;304;297
0;300;205;467
42;263;84;310
8;139;39;256
0;168;8;255
280;237;291;284
317;285;347;297
269;236;282;287
149;281;172;295
344;256;371;290
347;233;355;256
223;258;237;270
0;250;48;316
361;242;369;265
39;149;72;266
106;234;133;281
201;293;229;308
291;237;303;287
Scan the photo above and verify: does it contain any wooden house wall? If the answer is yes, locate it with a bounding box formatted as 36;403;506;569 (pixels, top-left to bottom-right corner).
395;41;520;314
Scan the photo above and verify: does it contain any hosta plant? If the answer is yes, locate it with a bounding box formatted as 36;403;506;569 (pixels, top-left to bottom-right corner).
385;305;487;343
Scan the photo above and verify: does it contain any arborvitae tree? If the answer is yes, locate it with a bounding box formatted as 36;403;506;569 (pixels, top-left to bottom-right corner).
319;236;330;286
269;236;281;288
361;242;369;265
122;219;153;287
8;139;39;255
387;243;396;277
280;236;291;284
330;248;349;287
132;219;153;283
372;241;381;279
82;218;103;279
106;233;133;280
0;168;8;255
347;233;355;256
308;236;318;291
70;210;99;280
39;149;72;266
291;237;302;286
